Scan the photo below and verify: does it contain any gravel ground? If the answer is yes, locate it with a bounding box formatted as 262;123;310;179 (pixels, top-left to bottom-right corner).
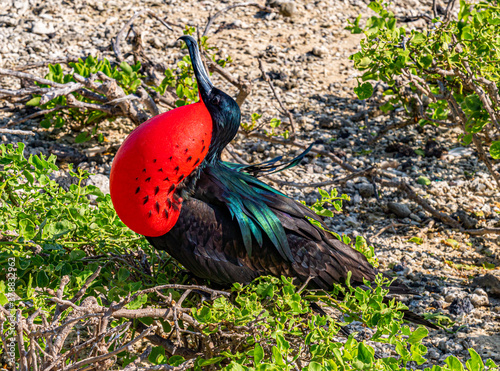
1;0;499;366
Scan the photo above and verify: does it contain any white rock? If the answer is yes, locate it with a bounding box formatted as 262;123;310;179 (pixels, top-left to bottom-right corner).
470;294;489;307
31;21;55;35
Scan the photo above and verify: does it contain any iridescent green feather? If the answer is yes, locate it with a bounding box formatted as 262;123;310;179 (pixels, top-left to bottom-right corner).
207;163;294;261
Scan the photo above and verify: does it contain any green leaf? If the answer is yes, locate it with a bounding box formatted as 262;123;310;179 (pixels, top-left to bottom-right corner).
417;176;431;186
176;84;185;99
117;267;130;282
26;96;41;106
36;270;50;288
368;1;383;14
120;61;133;75
75;132;91;143
271;346;285;366
412;32;426;44
0;293;9;306
461;25;473;41
69;249;86;261
354;82;373;100
357;57;372;68
408;327;428;344
445;355;465;371
466;348;484;371
127;294;147;310
306;362;323;371
490;141;500;159
408;236;423;245
253;343;264;364
357;342;374;364
148;346;165;365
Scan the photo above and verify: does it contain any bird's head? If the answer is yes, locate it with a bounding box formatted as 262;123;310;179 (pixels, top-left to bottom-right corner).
180;35;241;162
110;35;240;238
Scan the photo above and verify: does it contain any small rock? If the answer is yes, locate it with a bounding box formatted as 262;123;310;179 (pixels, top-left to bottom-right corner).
393;263;405;272
409;213;422;222
31;21;55;35
87;174;110;195
455;210;478;229
345;216;360;228
448;297;474;316
267;0;297;17
352;193;361;205
279;1;297;16
425;139;447;158
356;183;374;198
311;46;327;58
256;143;266;153
430;300;443;309
470;293;489;307
317;115;340;129
387;202;411;218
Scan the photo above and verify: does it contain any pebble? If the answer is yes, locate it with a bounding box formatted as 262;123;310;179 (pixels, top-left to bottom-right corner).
31;21;55;35
387;202;411;218
448;297;474;316
311;46;327;58
356;183;374;198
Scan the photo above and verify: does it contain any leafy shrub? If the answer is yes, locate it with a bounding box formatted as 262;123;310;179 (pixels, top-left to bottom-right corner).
28;57;143;142
348;0;500;183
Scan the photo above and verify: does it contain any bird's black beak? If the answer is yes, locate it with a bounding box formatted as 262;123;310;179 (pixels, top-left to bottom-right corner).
178;35;213;103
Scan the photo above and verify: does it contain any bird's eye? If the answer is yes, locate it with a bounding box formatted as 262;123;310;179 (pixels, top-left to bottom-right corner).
212;95;221;105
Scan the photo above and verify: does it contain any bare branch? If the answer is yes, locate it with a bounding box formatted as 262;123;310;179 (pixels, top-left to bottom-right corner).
64;326;156;371
6;105;68;127
0;128;35;136
10;56;80;71
39;82;83;105
0;87;54;97
0;68;67;88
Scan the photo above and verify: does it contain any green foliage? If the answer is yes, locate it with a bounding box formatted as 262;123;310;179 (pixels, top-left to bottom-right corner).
303;189;378;267
348;0;500;161
241;113;263;132
308;188;350;217
32;57;143;141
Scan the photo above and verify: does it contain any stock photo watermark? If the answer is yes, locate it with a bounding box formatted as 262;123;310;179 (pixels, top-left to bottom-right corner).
4;257;18;369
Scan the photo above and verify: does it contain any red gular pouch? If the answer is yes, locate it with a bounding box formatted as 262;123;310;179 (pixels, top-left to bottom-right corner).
110;102;212;237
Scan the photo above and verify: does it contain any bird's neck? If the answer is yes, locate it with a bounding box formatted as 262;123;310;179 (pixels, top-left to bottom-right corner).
205;114;240;164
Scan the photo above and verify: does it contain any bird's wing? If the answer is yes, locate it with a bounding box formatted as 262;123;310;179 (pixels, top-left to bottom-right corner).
197;165;414;295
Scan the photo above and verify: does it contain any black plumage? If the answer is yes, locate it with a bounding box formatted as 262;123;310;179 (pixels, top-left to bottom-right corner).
145;36;437;329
